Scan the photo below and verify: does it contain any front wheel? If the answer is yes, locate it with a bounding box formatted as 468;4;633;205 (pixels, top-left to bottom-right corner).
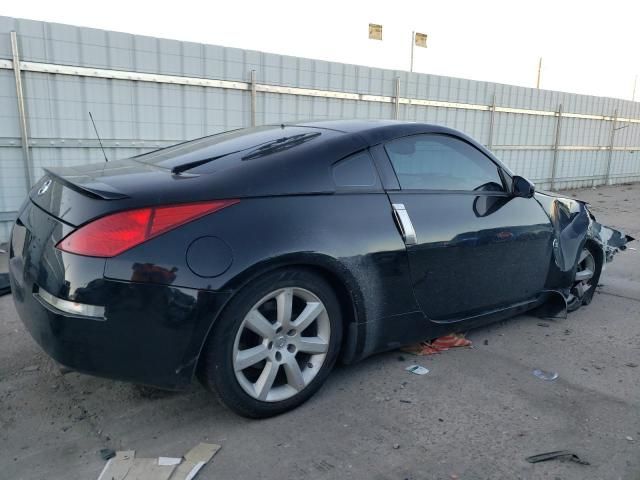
567;245;602;312
199;268;343;418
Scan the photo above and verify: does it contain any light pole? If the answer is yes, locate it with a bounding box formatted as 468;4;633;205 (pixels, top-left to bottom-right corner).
536;57;543;89
368;25;427;73
410;31;415;72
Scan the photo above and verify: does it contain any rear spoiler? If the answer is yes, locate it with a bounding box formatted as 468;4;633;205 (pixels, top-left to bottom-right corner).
43;168;129;200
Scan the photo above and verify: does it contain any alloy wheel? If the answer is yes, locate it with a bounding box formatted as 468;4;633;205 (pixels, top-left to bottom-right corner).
232;287;331;402
573;247;596;298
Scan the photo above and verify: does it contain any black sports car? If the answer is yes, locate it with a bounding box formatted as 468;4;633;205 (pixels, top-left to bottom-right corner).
8;120;632;417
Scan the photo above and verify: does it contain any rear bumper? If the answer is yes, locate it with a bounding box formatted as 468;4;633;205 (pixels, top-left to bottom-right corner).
9;202;231;389
11;275;229;389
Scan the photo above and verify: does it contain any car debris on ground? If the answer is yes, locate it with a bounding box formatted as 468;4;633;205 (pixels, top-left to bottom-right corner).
525;450;590;465
402;333;473;356
96;442;220;480
532;369;559;381
405;365;430;375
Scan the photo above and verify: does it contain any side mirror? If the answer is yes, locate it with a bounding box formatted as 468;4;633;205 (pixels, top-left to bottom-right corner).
512;175;535;198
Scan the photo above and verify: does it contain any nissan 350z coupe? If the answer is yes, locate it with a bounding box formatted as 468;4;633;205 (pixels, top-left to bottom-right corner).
9;120;633;417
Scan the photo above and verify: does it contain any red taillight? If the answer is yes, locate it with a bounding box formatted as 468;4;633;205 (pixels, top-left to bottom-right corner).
56;200;239;257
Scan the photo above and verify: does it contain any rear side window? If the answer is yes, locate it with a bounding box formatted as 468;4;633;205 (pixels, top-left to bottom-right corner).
332;150;378;188
385;134;504;192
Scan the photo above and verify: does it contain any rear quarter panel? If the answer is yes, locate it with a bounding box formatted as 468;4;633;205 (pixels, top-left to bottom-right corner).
103;194;422;359
104;193;417;315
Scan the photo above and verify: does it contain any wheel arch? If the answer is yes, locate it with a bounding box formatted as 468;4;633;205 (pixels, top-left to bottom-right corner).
194;253;368;380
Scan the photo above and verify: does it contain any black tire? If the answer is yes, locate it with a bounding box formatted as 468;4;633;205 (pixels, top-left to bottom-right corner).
198;268;343;418
567;243;603;313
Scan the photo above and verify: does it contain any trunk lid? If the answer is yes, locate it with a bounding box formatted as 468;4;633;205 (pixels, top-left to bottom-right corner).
28;159;221;227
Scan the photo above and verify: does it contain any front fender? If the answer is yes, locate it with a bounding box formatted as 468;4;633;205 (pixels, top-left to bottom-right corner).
534;191;634;309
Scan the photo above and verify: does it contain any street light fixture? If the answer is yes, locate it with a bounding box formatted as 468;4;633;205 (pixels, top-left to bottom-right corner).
368;25;428;73
411;31;428;72
368;23;383;41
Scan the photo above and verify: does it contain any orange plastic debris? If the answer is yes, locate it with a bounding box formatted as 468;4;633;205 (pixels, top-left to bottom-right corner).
402;333;472;356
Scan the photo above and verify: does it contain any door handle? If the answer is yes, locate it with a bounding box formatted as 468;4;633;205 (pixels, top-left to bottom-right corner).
392;203;417;246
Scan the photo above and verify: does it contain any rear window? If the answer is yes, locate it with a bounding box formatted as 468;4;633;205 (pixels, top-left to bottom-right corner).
133;126;324;172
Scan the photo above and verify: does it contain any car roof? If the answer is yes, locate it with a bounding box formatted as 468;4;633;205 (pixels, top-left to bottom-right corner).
294;119;403;133
292;119;474;146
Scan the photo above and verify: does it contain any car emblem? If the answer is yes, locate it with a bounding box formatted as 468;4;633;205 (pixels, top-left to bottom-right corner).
37;178;52;196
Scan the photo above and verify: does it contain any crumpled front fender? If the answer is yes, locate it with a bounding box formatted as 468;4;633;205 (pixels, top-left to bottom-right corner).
534;191;634;272
532;191;634;317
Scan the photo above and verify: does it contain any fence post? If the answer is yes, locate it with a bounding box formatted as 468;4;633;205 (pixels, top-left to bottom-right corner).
10;31;33;190
487;94;496;150
550;104;563;190
250;70;257;127
604;109;618;186
393;77;400;120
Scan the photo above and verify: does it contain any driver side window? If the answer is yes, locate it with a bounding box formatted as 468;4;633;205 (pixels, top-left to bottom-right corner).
385;134;504;192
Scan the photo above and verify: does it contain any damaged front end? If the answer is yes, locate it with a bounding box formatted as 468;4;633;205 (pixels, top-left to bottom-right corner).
534;192;635;317
590;221;634;263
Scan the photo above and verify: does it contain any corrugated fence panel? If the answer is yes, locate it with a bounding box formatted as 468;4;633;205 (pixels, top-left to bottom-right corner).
1;15;640;243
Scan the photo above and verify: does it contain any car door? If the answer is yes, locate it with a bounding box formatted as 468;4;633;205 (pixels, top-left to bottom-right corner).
380;133;554;321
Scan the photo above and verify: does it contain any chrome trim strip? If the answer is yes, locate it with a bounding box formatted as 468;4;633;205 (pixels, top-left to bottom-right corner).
35;288;106;319
1;59;638;123
392;203;417;246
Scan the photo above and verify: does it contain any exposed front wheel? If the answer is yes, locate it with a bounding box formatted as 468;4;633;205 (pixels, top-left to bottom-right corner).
199;268;342;418
567;245;601;312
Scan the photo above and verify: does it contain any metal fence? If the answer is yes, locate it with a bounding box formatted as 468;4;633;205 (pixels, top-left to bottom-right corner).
1;15;640;242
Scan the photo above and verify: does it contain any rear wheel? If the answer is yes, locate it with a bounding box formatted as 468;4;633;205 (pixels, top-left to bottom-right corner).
567;245;601;312
199;268;342;418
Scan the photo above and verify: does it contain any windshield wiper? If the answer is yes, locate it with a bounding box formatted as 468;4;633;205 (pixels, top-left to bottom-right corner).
171;133;321;174
171;143;262;175
241;132;321;160
171;152;236;175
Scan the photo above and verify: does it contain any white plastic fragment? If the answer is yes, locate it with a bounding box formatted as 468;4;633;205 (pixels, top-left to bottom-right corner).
533;369;559;381
405;365;430;375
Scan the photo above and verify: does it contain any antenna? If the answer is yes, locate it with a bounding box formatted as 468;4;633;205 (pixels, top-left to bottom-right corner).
89;111;109;162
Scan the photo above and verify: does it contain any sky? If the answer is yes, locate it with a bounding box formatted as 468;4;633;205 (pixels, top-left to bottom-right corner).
2;0;639;101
